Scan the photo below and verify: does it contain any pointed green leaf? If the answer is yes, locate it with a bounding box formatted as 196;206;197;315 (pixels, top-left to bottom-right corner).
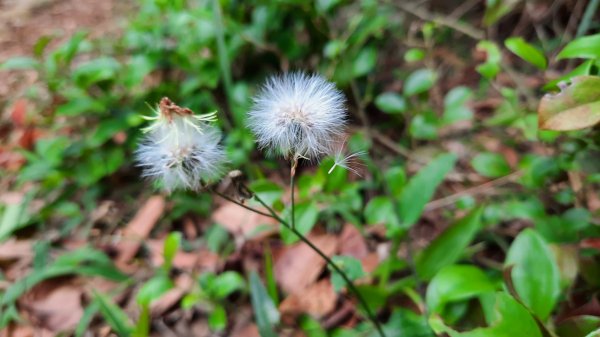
415;207;483;280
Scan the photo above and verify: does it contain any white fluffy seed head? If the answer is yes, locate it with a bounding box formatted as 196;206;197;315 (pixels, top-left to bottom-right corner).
135;98;226;192
247;72;347;160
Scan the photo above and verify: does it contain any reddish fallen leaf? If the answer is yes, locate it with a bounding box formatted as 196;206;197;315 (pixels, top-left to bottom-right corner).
230;324;260;337
19;278;83;333
361;253;380;274
10;99;27;127
339;224;368;260
116;196;165;265
275;234;338;294
212;202;277;238
538;76;600;131
0;239;32;261
0;325;37;337
279;279;337;319
150;274;194;317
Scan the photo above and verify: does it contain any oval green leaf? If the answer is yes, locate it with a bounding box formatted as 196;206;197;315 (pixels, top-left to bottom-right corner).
504;37;547;70
505;228;560;321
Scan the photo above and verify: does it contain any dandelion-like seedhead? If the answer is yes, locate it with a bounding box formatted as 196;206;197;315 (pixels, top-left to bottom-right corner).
135;98;226;192
247;72;347;160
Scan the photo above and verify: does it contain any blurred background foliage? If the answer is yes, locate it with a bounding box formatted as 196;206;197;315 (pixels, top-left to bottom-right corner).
2;0;600;336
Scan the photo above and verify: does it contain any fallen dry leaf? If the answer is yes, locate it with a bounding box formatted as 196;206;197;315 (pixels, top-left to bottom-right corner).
231;324;260;337
0;239;32;261
279;279;337;319
339;225;368;260
116;196;165;265
19;278;83;333
275;234;338;294
212;202;277;239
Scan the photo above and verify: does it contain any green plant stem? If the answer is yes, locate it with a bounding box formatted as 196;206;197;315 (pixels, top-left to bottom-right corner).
212;0;234;130
211;188;275;218
244;184;387;337
576;0;600;37
290;158;298;230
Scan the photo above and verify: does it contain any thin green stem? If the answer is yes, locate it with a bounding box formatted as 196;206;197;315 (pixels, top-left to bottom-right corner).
244;184;387;337
290;158;298;230
576;0;600;38
212;0;234;130
211;188;275;218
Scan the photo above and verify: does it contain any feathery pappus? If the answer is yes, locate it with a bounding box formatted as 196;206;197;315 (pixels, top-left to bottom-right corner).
247;72;347;161
135;97;226;192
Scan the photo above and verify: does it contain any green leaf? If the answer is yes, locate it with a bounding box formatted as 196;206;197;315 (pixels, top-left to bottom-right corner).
352;46;377;78
375;92;407;114
55;97;105;116
1;247;126;310
505;228;560;320
249;271;279;337
471;153;511;178
383;308;434;337
399;153;457;229
443;86;474;124
208;305;228;331
538;76;600;130
0;195;30;242
72;57;121;87
384;166;406;198
329;256;366;292
415;207;483;280
213;271;246;299
504;37;547;70
410;114;438;140
557;34;600;60
430;293;542;337
281;201;319;244
426;265;495;314
404;48;426;63
483;0;520;26
163;232;181;271
93;291;133;337
404;69;437;96
136;275;174;306
0;57;40;70
365;196;400;229
476;41;501;79
75;300;100;337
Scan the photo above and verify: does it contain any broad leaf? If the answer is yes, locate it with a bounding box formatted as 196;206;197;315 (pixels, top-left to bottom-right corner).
557;34;600;60
538;76;600;130
471;153;511;178
505;228;560;321
426;265;495;314
404;69;437;96
430;293;542;337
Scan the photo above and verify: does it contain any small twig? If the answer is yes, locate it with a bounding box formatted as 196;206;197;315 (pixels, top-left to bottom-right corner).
393;1;484;40
425;171;522;211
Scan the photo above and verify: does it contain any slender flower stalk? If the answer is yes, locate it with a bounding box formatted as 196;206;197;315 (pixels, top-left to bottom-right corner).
223;183;387;337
